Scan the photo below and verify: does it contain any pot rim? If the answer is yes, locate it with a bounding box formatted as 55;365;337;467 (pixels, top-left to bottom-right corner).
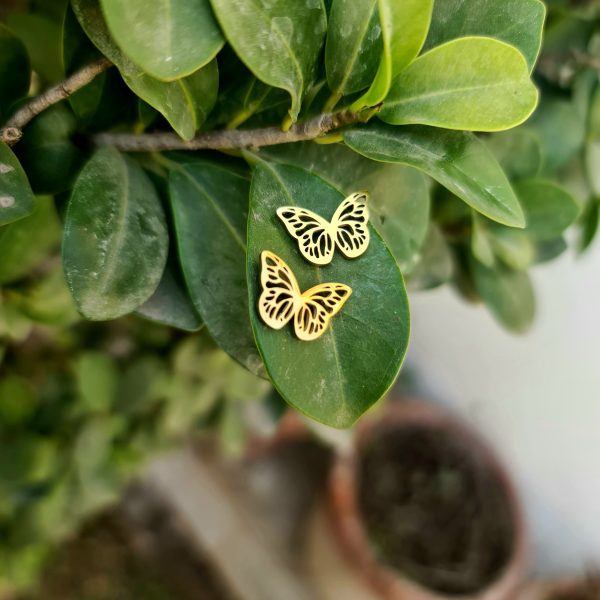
326;399;529;600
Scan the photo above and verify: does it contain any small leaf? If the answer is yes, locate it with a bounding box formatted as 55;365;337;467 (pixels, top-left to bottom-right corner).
72;0;218;139
255;141;430;272
247;162;409;428
344;122;525;227
210;0;327;123
75;351;119;412
472;258;535;333
0;375;37;428
0;196;60;284
136;255;202;332
0;142;35;226
100;0;223;81
169;161;262;374
325;0;383;103
485;129;543;181
408;225;453;291
515;179;581;240
379;37;538;132
424;0;545;72
352;0;434;110
63;147;168;320
0;24;30;121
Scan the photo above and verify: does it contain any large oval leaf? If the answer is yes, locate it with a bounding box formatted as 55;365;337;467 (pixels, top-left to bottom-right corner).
0;142;35;225
424;0;545;72
100;0;223;81
72;0;218;139
324;0;382;107
169;161;263;374
63;147;168;320
210;0;327;123
379;37;538;131
255;141;430;272
344;122;525;228
352;0;433;110
0;24;30;120
247;162;409;428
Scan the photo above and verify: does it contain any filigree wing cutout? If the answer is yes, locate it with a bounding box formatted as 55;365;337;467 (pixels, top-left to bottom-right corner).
276;206;335;266
331;192;370;259
294;283;352;341
258;251;301;330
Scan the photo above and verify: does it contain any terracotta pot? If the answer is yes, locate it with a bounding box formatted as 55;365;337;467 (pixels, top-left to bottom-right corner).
325;400;528;600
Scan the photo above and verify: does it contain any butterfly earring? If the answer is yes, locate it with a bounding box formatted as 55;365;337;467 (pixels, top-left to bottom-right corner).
277;192;370;266
258;251;351;341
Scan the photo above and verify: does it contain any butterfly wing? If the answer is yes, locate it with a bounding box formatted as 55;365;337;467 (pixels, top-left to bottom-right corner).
294;283;352;341
276;206;335;266
258;251;302;330
331;192;370;259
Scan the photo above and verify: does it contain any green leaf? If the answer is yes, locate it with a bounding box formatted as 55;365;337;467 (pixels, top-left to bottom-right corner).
515;179;581;240
210;0;327;123
0;24;30;121
352;0;433;110
100;0;223;81
6;12;62;83
63;147;168;320
344;122;525;227
0;142;35;226
324;0;383;104
255;141;430;272
75;351;119;412
485;129;543;181
379;37;538;132
16;105;84;195
0;375;37;429
0;196;60;284
424;0;545;72
247;162;409;428
72;0;218;139
472;258;535;333
169;161;263;374
136;256;202;332
408;225;453;290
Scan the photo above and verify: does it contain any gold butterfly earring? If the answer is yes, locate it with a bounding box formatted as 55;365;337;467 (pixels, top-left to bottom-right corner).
258;251;351;341
276;192;370;266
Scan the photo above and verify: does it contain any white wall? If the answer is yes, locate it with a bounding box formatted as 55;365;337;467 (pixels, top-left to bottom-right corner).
408;241;600;575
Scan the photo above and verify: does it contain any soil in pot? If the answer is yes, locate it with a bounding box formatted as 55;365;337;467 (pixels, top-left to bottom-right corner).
358;423;515;596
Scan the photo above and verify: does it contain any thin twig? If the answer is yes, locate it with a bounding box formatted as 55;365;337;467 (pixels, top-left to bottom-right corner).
93;110;373;152
0;58;113;146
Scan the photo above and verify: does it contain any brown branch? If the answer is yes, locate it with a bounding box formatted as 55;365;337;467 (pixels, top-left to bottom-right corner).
0;58;113;146
93;109;374;152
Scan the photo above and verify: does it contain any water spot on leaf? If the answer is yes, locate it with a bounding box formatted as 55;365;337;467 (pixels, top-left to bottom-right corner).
0;196;16;208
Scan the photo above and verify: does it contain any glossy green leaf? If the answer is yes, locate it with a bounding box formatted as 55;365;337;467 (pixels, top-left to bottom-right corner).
16;105;83;195
0;142;35;225
580;200;599;253
169;161;262;374
100;0;223;81
485;129;543;181
136;256;202;332
344;122;525;227
424;0;545;72
247;162;409;428
379;37;538;131
210;0;327;123
535;237;568;264
352;0;433;110
407;225;453;290
6;12;62;83
472;258;535;333
63;147;168;320
0;196;60;284
255;141;430;272
0;24;30;121
324;0;382;105
75;351;118;412
72;0;218;139
515;179;581;240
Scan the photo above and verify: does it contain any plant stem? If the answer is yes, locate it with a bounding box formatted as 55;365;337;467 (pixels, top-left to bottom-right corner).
0;58;113;146
93;109;374;152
